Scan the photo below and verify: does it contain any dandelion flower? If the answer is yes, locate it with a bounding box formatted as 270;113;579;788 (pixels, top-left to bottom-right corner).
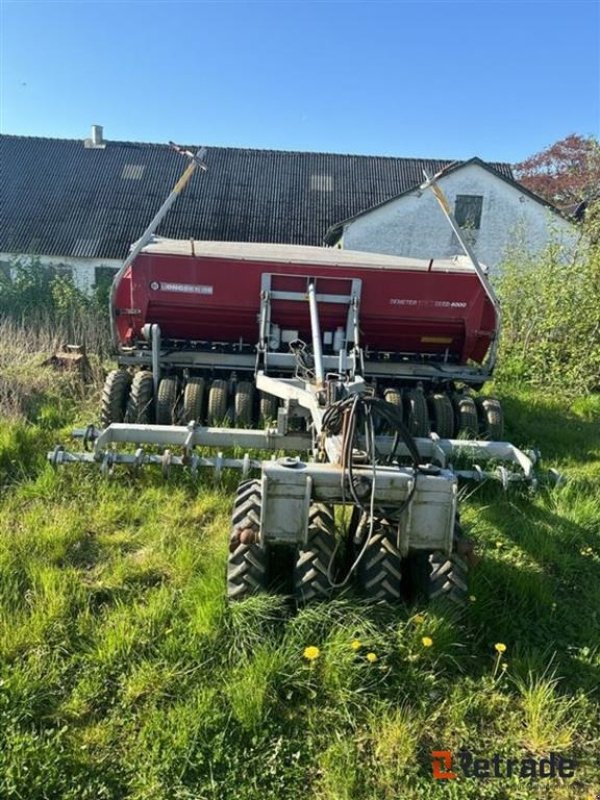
422;636;433;648
366;652;378;663
469;595;476;603
351;639;362;651
303;645;320;661
494;642;507;654
495;541;503;549
501;662;509;671
413;614;425;625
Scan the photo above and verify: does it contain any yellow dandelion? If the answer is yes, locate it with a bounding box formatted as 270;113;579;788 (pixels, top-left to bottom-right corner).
366;652;378;663
303;645;320;661
422;636;433;648
495;541;503;549
413;614;425;624
351;639;362;651
494;642;507;654
469;595;476;603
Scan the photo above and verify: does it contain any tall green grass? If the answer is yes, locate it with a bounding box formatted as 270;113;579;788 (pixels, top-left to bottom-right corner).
0;385;598;799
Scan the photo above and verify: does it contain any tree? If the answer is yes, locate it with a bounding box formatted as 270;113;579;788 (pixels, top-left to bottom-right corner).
514;134;600;210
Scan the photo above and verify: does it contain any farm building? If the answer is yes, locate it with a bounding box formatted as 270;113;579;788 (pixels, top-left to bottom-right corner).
324;158;578;273
0;126;577;291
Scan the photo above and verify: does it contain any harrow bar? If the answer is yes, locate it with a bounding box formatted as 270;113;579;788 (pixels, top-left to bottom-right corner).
48;422;539;487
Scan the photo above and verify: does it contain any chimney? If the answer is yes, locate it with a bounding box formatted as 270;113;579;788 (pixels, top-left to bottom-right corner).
84;123;106;149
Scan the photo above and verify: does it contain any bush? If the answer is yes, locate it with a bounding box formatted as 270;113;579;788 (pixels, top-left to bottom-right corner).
0;258;110;356
495;220;600;395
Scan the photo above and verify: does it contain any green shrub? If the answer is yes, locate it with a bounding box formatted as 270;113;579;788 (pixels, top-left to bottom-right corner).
496;222;600;395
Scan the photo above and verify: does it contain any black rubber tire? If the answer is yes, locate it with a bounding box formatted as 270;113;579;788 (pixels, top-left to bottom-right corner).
427;550;469;605
428;393;455;438
207;379;229;426
383;387;403;424
405;388;430;437
100;370;131;427
126;370;154;424
476;396;504;440
293;505;336;604
156;376;179;425
259;392;279;425
406;523;469;606
182;377;205;424
357;517;403;601
227;479;268;601
452;393;478;438
235;381;254;427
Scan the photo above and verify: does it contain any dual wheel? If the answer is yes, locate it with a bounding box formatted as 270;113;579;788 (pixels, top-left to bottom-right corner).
100;370;279;428
227;480;469;606
381;386;504;440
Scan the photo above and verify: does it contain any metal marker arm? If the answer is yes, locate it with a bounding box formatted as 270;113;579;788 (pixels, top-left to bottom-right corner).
420;168;501;372
109;145;208;348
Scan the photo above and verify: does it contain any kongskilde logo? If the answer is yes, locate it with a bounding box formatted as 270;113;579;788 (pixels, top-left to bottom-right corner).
431;750;576;780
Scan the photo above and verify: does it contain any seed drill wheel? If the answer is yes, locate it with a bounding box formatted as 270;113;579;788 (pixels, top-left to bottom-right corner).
428;393;455;438
126;370;154;424
383;387;403;422
452;393;478;438
259;392;279;425
101;369;131;427
476;396;504;440
207;379;229;425
357;517;403;601
156;376;180;425
293;504;337;604
182;377;206;424
227;479;269;601
234;381;255;427
405;388;430;437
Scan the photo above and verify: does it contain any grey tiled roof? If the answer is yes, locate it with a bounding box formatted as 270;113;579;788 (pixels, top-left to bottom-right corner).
0;134;514;260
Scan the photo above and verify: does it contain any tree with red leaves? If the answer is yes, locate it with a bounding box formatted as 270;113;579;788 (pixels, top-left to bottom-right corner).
514;134;600;211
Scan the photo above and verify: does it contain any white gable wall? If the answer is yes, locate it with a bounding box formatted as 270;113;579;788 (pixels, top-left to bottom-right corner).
341;163;578;272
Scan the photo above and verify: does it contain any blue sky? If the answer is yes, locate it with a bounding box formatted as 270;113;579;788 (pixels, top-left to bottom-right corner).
1;0;598;163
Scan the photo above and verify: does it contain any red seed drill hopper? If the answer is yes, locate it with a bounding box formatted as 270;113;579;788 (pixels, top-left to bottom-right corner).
50;145;544;604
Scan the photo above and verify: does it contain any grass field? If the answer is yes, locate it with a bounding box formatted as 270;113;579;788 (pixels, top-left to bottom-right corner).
0;368;599;799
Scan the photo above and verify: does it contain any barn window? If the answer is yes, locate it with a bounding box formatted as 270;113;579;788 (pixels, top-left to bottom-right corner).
455;195;483;230
311;174;333;192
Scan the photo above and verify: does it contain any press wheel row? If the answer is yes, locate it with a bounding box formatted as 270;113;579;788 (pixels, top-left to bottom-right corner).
381;386;504;440
100;370;279;428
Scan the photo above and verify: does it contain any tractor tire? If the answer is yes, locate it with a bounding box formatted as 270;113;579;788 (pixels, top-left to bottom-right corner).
405;388;430;437
293;504;336;604
182;377;205;424
357;517;403;601
227;479;268;601
405;523;469;606
235;381;254;427
259;392;279;426
100;369;131;427
452;394;478;438
156;376;179;425
126;370;154;424
428;393;455;438
427;550;469;605
476;396;504;440
207;379;229;425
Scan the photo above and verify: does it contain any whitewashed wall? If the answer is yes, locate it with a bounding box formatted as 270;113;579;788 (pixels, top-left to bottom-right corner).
1;253;120;293
340;163;578;273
